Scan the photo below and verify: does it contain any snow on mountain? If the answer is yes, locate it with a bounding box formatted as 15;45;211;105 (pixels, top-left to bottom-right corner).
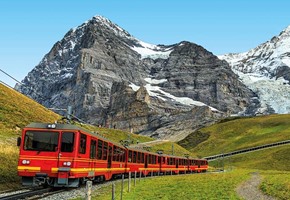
129;78;219;112
219;25;290;114
91;16;174;60
131;40;173;59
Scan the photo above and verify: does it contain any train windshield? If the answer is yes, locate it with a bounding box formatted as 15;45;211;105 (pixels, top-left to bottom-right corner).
24;131;59;152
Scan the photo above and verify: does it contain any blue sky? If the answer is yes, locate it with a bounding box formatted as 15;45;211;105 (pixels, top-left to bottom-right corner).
1;0;290;87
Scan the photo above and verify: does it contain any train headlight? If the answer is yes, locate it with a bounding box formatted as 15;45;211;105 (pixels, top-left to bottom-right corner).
22;160;30;165
47;124;56;129
63;161;71;166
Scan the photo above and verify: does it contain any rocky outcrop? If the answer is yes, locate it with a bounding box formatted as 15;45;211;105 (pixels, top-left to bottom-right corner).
16;16;259;140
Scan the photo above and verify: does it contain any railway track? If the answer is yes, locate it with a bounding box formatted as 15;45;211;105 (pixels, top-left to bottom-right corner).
204;139;290;161
0;187;65;200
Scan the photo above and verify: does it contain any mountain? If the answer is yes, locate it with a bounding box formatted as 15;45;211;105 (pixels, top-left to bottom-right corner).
219;25;290;114
16;16;259;140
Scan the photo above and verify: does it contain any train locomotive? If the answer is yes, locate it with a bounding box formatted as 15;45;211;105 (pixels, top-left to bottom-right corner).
17;122;208;187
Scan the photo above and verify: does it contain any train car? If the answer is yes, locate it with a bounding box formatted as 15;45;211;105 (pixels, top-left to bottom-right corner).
17;122;209;188
160;155;208;174
188;158;208;173
126;147;160;176
17;123;127;187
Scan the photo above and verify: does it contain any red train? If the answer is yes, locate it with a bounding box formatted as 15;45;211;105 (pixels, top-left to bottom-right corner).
17;122;208;187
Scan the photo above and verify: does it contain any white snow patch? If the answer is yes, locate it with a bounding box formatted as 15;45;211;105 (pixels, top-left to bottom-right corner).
131;40;173;60
144;78;167;84
235;70;290;114
129;82;219;111
129;83;140;92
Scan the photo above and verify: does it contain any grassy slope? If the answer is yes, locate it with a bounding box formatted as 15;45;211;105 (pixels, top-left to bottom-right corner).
78;124;154;144
0;84;60;141
85;169;290;200
81;124;193;157
87;169;251;200
179;114;290;156
0;84;60;190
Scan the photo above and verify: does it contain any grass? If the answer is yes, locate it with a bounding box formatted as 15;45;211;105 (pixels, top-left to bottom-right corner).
78;124;154;145
0;84;60;141
0;84;60;190
179;114;290;157
145;141;196;157
260;170;290;200
82;169;251;200
214;145;290;171
71;169;290;200
0;143;21;190
78;124;192;157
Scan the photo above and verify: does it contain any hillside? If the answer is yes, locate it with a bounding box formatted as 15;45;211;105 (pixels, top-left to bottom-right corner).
178;114;290;170
0;83;60;142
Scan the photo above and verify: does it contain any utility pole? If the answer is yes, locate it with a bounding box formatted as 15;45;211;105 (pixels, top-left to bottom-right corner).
67;106;72;123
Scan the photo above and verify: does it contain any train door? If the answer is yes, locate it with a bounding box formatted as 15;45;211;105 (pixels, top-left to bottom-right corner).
108;145;112;169
57;131;76;185
145;154;148;169
90;139;97;175
58;131;75;167
158;156;162;173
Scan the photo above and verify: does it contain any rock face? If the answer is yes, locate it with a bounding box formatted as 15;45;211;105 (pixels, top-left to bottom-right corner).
17;16;259;140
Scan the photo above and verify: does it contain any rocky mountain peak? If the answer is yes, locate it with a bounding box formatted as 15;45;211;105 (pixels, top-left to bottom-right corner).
219;24;290;114
17;16;259;140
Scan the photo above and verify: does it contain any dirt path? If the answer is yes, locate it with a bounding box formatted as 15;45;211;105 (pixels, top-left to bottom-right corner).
236;172;276;200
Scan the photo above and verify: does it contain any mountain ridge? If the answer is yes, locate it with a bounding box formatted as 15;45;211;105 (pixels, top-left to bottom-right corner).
17;15;259;140
219;25;290;114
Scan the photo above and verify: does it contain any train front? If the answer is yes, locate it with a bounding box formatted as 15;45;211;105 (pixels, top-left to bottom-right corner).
17;123;78;187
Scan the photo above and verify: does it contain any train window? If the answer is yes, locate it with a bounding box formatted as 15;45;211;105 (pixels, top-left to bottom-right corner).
113;146;122;162
153;156;156;164
141;153;144;163
79;134;87;154
97;140;103;160
61;132;74;152
121;149;125;162
90;140;97;159
133;151;137;163
103;142;108;160
163;157;165;164
128;151;132;162
24;131;59;152
113;146;117;161
137;152;141;163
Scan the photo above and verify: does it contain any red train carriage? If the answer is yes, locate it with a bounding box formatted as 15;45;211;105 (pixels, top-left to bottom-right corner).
17;123;127;187
125;148;160;176
17;122;208;188
188;159;208;173
160;155;208;174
